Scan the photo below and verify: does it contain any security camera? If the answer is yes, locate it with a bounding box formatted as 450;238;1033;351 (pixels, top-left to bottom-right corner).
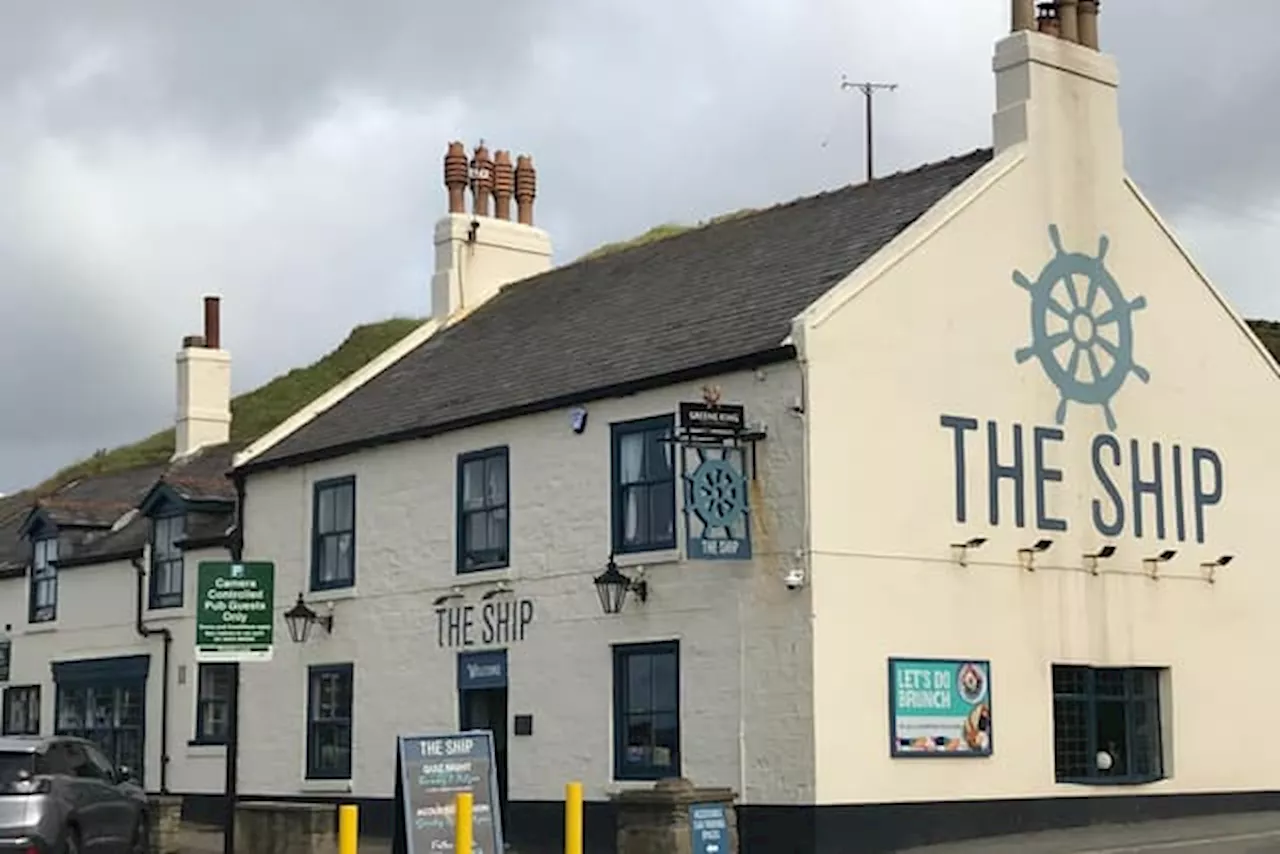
783;567;805;590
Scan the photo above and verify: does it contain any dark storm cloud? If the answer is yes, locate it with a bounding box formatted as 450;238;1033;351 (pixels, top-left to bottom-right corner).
0;0;1277;491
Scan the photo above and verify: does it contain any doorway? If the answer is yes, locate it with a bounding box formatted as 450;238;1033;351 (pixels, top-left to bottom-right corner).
457;650;510;826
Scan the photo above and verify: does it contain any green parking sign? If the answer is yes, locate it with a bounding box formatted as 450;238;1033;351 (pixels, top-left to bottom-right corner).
196;561;275;663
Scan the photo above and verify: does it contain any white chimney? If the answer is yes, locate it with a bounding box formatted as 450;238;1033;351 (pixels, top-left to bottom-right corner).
993;1;1122;186
173;295;232;459
430;141;553;322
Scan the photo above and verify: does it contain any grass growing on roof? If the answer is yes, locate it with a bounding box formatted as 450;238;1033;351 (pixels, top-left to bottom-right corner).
36;316;424;492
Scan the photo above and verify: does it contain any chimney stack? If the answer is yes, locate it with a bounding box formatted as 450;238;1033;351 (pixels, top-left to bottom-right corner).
470;144;494;217
430;141;552;322
1078;0;1099;49
492;150;515;221
1012;0;1036;32
174;295;232;459
514;155;537;226
444;141;469;214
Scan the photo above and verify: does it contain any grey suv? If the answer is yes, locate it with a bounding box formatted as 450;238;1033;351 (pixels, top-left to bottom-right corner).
0;734;148;853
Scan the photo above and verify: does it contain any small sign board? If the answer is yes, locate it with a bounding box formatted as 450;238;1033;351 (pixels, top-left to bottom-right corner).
888;658;993;757
679;402;745;436
195;561;275;663
690;802;730;854
393;731;504;854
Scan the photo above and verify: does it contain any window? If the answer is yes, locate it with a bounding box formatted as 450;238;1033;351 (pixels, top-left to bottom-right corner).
306;664;353;780
1052;665;1164;784
457;447;510;572
311;478;356;591
611;416;676;555
150;514;186;609
194;664;234;744
2;686;39;735
29;536;58;623
54;682;145;786
612;641;680;781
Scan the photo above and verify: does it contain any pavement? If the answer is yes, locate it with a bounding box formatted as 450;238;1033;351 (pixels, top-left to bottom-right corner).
899;811;1280;853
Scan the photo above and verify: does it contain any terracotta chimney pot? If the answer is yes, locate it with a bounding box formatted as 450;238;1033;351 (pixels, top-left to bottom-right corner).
1058;0;1079;42
470;144;494;217
492;150;515;221
1012;0;1036;32
1078;0;1099;49
203;295;221;349
514;155;537;226
444;141;469;215
1036;1;1061;36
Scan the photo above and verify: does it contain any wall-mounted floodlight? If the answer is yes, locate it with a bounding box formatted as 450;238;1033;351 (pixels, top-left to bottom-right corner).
949;536;988;567
1017;538;1054;571
1083;544;1117;576
1142;549;1177;580
432;587;465;607
481;581;513;601
1199;554;1234;584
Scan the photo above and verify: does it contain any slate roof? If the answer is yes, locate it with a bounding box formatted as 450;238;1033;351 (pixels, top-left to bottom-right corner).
245;147;997;471
0;443;239;576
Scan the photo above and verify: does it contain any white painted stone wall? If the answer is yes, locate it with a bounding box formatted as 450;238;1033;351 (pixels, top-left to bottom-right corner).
0;544;228;795
238;363;814;804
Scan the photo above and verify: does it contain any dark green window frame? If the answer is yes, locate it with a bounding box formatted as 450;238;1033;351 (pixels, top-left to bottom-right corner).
192;663;234;745
311;477;356;592
612;640;680;781
29;534;58;624
149;512;186;609
306;663;353;780
456;446;510;573
2;685;40;735
610;415;677;555
1052;664;1165;785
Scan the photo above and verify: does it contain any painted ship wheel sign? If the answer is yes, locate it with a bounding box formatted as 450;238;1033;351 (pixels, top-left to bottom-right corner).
1013;224;1150;430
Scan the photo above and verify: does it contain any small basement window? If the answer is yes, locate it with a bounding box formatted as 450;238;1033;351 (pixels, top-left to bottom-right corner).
1052;664;1165;785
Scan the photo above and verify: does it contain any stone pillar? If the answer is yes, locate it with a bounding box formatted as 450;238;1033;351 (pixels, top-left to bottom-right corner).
234;801;338;854
613;778;738;854
147;795;183;854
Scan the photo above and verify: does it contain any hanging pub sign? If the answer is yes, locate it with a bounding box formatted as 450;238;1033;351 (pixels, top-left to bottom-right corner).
676;396;758;561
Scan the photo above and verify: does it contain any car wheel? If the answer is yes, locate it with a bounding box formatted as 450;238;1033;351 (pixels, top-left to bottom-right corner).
63;826;81;854
131;814;150;854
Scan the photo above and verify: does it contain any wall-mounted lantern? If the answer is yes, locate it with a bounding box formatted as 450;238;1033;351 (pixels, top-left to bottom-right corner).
593;557;648;615
284;593;335;644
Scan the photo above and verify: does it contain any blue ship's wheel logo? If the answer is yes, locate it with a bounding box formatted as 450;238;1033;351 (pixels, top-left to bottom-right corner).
689;458;746;528
1013;224;1150;430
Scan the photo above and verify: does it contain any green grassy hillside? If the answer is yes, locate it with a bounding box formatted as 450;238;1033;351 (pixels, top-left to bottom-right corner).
37;317;424;491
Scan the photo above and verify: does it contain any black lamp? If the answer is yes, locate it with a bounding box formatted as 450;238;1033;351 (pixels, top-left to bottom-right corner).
593;557;648;615
284;593;334;644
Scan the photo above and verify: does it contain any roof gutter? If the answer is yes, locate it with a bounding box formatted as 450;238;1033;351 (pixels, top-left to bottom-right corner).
131;546;171;794
235;345;797;476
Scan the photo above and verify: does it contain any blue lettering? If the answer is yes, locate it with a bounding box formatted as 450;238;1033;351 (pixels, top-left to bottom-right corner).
987;421;1025;528
1171;444;1186;542
1091;434;1125;537
940;415;979;523
1191;448;1223;545
1130;440;1165;539
1033;426;1067;532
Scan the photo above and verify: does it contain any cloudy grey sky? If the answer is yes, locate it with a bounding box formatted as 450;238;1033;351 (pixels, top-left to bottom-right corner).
1;0;1277;491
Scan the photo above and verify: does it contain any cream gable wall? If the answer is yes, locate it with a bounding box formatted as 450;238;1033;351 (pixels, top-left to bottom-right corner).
236;365;814;804
797;34;1280;804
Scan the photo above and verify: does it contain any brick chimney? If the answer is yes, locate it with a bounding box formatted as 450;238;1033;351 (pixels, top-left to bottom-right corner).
173;296;232;459
430;140;553;322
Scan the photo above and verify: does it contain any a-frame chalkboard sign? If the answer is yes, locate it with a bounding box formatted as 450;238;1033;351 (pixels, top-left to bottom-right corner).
392;730;505;854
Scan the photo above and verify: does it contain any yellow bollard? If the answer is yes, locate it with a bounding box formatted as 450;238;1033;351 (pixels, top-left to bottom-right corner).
565;780;583;854
455;791;474;853
338;803;359;854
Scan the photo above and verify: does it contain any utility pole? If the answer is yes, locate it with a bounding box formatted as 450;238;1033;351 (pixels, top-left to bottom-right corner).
840;77;899;182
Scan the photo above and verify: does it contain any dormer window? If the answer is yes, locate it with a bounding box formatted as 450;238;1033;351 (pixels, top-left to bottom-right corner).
150;514;186;609
29;535;58;624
